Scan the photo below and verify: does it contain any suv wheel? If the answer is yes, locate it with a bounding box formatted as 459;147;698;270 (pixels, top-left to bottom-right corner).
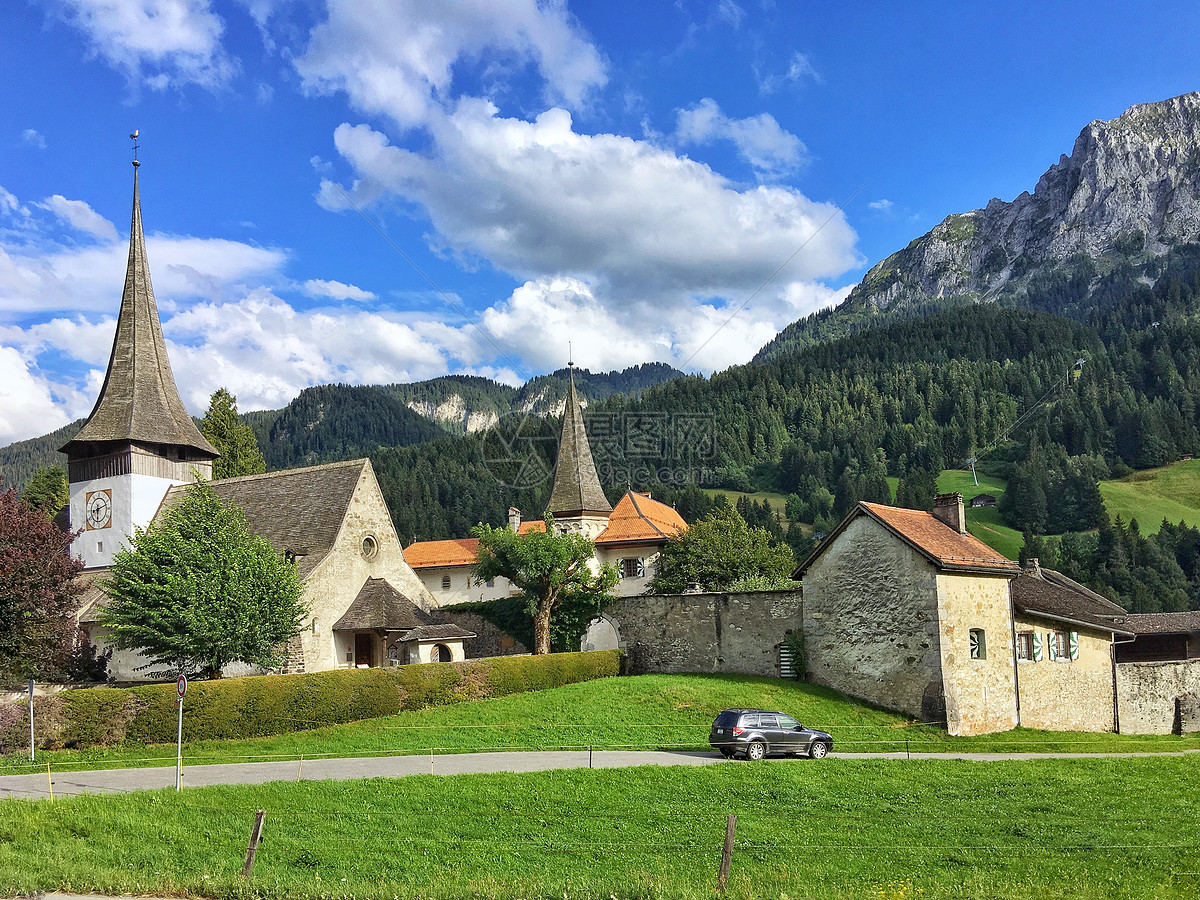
746;740;766;761
810;741;830;759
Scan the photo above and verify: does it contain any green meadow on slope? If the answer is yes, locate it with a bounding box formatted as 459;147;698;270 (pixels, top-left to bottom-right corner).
3;675;1195;777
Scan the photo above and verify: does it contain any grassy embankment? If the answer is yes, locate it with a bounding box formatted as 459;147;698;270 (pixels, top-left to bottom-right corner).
3;675;1196;778
0;756;1197;899
1099;459;1200;534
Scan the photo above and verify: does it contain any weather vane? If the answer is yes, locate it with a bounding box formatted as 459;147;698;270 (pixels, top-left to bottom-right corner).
130;129;140;167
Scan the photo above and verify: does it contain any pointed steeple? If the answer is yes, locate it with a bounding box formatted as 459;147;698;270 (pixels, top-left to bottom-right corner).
61;162;217;458
545;365;612;518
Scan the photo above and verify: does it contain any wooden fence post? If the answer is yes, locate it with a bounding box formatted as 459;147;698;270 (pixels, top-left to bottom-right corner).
242;810;267;878
717;813;737;891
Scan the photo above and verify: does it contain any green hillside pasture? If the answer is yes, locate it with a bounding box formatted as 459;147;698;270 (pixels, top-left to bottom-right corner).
2;675;1195;778
702;488;791;520
1;757;1197;900
1100;460;1200;534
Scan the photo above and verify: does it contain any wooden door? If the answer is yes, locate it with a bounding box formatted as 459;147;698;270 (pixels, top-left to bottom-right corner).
354;633;373;667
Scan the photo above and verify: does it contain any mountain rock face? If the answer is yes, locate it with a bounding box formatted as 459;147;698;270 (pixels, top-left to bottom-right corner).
757;93;1200;361
863;92;1200;311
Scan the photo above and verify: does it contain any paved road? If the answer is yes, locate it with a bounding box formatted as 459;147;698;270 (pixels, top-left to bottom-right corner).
0;747;1195;801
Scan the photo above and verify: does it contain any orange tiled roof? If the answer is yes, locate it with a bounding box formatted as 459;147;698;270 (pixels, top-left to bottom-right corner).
858;502;1020;573
404;538;479;569
404;520;546;569
594;491;688;546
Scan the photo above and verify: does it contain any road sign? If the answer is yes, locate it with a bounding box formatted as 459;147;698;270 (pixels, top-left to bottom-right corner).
177;675;188;699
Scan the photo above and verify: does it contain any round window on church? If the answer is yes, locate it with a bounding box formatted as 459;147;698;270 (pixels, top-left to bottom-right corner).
361;534;379;560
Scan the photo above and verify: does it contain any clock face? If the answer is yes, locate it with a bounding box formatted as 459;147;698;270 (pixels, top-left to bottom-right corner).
85;489;112;530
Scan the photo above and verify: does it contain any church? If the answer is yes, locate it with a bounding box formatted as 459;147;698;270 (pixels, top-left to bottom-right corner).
69;158;471;680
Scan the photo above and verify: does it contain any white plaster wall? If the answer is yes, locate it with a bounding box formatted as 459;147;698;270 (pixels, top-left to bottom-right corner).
69;473;179;568
594;546;661;596
298;462;438;673
420;567;519;605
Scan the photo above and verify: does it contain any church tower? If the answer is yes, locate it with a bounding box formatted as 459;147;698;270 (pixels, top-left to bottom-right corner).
60;152;218;569
544;363;612;538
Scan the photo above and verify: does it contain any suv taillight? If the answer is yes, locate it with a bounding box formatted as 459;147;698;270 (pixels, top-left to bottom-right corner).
732;726;743;735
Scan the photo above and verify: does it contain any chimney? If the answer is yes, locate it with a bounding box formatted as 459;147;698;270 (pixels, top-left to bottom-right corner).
1024;557;1042;578
507;506;522;532
932;492;966;534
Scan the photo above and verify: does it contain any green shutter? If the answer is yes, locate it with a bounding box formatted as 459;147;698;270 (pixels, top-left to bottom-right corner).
1047;632;1057;662
1069;632;1079;660
1032;633;1042;662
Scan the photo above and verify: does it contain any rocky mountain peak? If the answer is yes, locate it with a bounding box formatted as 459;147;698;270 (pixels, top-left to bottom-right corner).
852;92;1200;316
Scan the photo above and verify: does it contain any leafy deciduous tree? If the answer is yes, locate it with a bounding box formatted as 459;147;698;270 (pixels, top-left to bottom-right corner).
649;504;796;594
473;515;618;655
0;481;82;681
201;388;266;480
100;480;305;678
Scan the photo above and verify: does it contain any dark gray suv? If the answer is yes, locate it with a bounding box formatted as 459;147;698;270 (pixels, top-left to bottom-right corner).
709;708;833;760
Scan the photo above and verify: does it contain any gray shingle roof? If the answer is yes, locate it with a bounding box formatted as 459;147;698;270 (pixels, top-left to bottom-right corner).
61;168;217;458
332;577;433;631
1105;611;1200;635
1011;569;1133;635
545;369;612;518
403;623;477;642
160;459;368;579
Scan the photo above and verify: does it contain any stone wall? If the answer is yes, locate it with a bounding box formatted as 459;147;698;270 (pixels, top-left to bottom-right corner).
437;610;529;658
1115;660;1200;734
936;572;1019;736
803;516;945;723
606;590;801;677
1014;616;1115;732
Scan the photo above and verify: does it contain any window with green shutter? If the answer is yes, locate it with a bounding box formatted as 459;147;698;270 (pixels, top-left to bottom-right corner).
1069;631;1080;660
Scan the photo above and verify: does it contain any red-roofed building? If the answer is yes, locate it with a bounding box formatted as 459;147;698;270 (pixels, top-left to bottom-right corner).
404;493;688;604
795;493;1129;736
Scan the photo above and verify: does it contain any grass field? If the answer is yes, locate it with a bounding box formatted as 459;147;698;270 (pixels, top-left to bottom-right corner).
702;488;791;521
3;675;1196;778
1;756;1197;899
1099;460;1200;534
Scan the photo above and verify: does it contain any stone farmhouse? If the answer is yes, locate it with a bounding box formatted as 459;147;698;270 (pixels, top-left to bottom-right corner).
795;492;1199;736
69;163;470;680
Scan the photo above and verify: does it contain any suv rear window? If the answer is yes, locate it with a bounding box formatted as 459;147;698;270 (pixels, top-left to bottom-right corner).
715;711;739;728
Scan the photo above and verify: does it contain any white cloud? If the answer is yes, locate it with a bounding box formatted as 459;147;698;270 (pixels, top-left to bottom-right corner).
0;186;20;216
675;97;807;178
50;0;237;90
757;51;821;95
295;0;607;130
36;195;120;242
786;52;820;85
869;199;895;212
0;347;72;446
302;278;375;302
0;234;287;315
22;129;47;149
322;104;856;303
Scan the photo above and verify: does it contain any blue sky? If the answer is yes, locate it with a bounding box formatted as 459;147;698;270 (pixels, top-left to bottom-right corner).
1;1;1199;445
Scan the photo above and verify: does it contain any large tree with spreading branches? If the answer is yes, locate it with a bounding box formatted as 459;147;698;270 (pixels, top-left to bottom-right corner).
472;516;618;655
100;480;305;678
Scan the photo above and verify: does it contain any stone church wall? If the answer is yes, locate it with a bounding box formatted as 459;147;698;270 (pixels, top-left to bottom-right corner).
605;590;802;677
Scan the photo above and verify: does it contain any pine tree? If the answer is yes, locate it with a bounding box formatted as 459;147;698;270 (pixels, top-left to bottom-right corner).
20;466;69;517
201;388;267;480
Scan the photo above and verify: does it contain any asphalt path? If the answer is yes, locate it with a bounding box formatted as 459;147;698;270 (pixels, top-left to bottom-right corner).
1;747;1196;800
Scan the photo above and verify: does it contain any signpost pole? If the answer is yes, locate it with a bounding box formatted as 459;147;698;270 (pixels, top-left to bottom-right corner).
175;675;187;792
27;679;35;762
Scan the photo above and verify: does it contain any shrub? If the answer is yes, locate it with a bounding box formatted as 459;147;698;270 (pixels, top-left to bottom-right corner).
33;649;622;749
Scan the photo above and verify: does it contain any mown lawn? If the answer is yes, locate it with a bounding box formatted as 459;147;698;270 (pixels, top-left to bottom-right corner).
2;675;1196;777
0;756;1197;899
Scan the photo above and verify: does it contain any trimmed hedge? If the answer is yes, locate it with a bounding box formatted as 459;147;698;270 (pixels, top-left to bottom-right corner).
21;650;621;749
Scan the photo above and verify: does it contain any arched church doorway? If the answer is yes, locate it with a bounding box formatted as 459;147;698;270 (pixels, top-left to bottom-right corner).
582;614;620;652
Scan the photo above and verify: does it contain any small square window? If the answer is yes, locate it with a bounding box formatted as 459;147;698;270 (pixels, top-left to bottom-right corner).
441;575;451;591
486;578;495;588
969;628;986;660
1016;631;1034;661
621;558;645;579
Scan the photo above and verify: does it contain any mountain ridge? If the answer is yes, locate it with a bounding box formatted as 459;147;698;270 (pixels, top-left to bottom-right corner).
756;91;1200;361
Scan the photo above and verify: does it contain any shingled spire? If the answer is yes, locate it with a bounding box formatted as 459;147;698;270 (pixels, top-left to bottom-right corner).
61;163;217;458
545;365;612;519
